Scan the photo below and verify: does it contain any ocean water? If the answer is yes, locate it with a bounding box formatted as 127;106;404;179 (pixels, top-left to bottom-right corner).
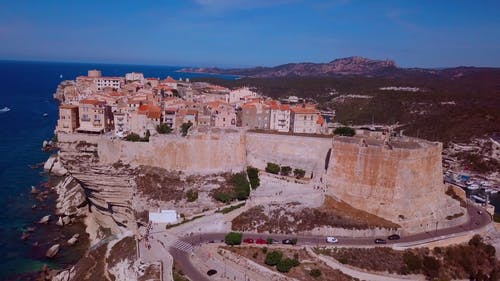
0;60;236;280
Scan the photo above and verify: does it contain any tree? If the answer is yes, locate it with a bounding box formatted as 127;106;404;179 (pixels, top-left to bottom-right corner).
156;123;172;134
422;256;440;279
185;189;198;202
265;251;283;266
247;166;260;189
224;232;242;245
334;126;355;136
293;168;306;179
181;122;192;137
125;133;141;142
277;258;295;273
144;130;151;141
265;163;280;174
280;166;292;176
403;251;422;272
231;173;250;200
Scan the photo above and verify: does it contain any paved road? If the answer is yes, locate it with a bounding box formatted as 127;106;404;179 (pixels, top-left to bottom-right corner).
169;203;490;281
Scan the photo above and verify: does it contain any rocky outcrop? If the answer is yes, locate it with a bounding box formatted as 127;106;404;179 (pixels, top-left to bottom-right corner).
38;215;50;224
46;244;60;258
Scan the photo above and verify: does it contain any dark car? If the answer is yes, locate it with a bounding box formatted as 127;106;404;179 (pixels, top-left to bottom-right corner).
207;269;217;276
282;239;294;245
243;238;254;244
387;234;401;240
374;238;387;244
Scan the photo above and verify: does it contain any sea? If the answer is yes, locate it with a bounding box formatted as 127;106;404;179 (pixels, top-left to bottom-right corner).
0;60;237;280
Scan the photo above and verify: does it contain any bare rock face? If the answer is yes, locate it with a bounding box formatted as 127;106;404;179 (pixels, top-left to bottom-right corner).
38;215;50;224
67;236;78;246
56;216;64;226
53;175;87;217
46;244;60;258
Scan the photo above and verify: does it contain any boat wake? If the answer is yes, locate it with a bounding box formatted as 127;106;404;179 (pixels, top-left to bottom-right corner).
0;106;11;113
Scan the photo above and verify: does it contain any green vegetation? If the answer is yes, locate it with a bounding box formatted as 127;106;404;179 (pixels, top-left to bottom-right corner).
246;166;260;189
230;172;251;200
309;268;322;278
266;238;273;245
181;122;192;137
264;250;300;273
456;151;500;174
185;189;198;202
318;234;500;280
264;251;283;266
224;232;242;246
293;168;306;179
280;166;292;176
216;202;245;214
213;191;233;203
334;126;356;136
156;123;172;134
124;130;150;142
265;162;281;174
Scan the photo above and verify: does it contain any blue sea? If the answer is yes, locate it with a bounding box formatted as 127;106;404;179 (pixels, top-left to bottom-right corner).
0;60;237;280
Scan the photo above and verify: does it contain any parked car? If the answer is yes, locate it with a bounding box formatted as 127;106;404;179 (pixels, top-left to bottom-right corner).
243;238;254;244
207;269;217;276
374;238;387;244
326;236;338;243
387;234;400;240
267;238;279;244
282;239;294;245
256;238;267;245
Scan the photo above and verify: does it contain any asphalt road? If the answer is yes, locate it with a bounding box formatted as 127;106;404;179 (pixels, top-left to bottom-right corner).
170;203;491;281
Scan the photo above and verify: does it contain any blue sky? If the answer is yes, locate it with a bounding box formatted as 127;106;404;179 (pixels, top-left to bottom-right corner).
0;0;499;67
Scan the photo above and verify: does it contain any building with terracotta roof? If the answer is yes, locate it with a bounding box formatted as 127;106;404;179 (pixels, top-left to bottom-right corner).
77;99;112;133
206;101;236;127
290;106;321;134
241;101;270;130
56;104;79;133
175;109;198;129
163;76;178;90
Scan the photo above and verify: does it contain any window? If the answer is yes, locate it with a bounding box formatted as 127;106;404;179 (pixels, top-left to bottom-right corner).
304;116;306;120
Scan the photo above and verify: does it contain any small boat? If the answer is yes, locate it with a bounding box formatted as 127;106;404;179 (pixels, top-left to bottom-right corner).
59;74;63;79
467;184;480;191
471;195;487;203
0;107;10;112
42;113;48;117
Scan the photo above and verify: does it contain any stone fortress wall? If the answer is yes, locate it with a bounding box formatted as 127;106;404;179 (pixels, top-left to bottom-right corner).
58;130;466;233
324;136;467;233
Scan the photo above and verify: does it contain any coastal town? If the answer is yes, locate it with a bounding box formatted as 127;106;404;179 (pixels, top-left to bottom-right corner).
55;70;330;138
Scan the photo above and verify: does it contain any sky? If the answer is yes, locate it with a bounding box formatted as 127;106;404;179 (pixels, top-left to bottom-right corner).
0;0;499;68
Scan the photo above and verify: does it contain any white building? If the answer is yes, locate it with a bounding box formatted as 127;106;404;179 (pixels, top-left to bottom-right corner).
270;104;291;132
226;87;258;106
93;77;123;90
125;72;145;82
291;107;320;134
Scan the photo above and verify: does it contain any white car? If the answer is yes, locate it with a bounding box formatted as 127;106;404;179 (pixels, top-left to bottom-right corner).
326;236;338;243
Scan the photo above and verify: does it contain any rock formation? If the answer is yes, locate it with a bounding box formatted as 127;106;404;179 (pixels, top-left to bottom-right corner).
46;244;60;258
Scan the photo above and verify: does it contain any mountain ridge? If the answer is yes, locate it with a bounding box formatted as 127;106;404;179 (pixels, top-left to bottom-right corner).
178;56;497;78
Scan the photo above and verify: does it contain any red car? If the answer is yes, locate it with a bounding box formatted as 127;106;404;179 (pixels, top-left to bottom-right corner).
243;238;254;244
256;238;267;245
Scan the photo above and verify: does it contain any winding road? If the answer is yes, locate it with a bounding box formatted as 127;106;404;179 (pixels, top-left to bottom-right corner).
161;203;490;281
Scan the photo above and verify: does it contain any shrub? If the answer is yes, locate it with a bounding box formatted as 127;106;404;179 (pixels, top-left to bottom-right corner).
125;133;141;142
266;238;273;245
468;235;484;248
280;166;292;176
422;256;440;278
216;202;245;214
403;251;422;272
309;269;322;278
181;122;192;137
247;166;260;189
334;126;355;136
224;232;242;246
265;251;283;266
156;123;172;134
213;191;233;203
293;168;306;179
185;189;198;202
291;238;298;245
262;247;268;254
230;172;251;200
265;163;280;174
277;258;297;273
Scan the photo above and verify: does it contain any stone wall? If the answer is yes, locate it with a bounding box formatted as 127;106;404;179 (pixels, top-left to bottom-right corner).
245;132;332;177
324;136;467;233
